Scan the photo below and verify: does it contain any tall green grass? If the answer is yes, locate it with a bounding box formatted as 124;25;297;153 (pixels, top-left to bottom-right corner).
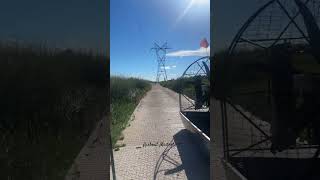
111;76;151;146
0;41;107;180
160;79;181;93
161;77;209;100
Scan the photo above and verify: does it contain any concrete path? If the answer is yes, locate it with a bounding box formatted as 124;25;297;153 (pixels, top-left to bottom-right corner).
65;117;108;180
111;84;210;180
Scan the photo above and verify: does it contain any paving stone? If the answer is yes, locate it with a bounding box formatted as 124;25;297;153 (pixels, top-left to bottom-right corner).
111;85;209;180
65;117;108;180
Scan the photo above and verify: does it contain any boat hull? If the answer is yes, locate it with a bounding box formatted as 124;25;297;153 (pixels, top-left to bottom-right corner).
180;111;210;158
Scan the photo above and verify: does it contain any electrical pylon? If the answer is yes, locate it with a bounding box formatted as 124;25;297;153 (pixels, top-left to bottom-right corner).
151;42;170;83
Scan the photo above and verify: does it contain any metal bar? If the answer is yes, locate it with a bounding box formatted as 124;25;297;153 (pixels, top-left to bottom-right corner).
239;38;267;49
229;137;271;157
228;0;276;55
229;144;320;153
276;0;311;44
196;61;207;76
270;0;311;47
181;94;195;107
237;37;307;43
225;99;271;139
181;56;209;77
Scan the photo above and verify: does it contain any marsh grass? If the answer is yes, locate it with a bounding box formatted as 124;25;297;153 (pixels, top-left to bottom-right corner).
0;41;107;180
111;76;151;147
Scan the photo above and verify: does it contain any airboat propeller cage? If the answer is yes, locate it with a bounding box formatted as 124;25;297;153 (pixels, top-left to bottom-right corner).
179;56;210;113
215;0;320;179
178;56;210;158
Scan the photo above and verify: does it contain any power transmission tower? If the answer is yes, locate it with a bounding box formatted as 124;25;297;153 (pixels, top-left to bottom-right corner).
151;42;170;83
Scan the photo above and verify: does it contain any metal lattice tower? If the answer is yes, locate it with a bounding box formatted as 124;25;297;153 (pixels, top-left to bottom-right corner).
151;42;170;82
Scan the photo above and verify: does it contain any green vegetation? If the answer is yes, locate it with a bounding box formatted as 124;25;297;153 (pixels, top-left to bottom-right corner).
0;41;107;180
161;77;209;100
212;48;320;123
212;48;320;144
160;79;181;93
111;76;151;146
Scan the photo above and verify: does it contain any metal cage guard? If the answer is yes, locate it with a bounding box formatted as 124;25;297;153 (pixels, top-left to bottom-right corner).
221;0;320;161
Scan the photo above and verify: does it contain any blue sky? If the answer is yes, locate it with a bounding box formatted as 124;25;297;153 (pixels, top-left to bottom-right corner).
111;0;210;81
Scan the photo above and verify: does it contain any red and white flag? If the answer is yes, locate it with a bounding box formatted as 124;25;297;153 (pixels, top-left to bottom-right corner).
200;38;209;48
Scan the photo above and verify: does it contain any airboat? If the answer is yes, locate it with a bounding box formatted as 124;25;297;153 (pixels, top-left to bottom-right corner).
179;56;210;157
213;0;320;179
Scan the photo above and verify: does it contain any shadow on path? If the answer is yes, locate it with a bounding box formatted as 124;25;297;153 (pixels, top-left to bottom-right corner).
153;129;210;180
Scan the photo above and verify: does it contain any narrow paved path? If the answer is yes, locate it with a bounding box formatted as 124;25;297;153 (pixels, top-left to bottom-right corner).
111;84;209;180
65;117;108;180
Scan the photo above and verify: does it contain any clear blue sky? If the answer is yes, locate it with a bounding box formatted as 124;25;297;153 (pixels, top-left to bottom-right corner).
111;0;210;81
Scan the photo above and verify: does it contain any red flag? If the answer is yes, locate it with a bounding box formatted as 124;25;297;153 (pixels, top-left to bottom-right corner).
200;38;209;48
